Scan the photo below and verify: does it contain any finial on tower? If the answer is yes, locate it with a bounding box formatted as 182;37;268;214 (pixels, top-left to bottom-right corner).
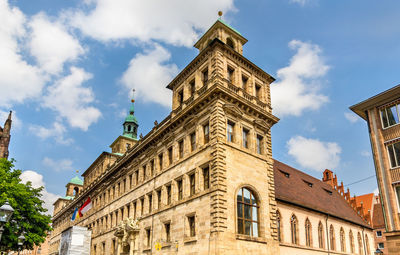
131;89;136;103
218;11;223;18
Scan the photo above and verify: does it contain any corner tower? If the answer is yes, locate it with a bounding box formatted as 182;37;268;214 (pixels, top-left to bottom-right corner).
0;111;12;159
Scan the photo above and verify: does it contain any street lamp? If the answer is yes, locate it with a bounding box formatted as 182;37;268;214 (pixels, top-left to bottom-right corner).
17;233;25;255
374;247;383;254
0;200;14;241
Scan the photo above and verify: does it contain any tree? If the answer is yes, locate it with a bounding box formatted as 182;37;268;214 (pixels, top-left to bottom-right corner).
0;158;52;251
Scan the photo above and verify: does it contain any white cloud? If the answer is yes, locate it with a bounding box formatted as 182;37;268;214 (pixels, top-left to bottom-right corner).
271;40;330;117
361;150;371;157
42;157;74;171
290;0;310;6
29;121;73;145
0;0;46;107
344;111;359;123
28;12;85;74
120;44;178;108
43;67;101;131
69;0;235;47
287;135;341;172
20;170;60;215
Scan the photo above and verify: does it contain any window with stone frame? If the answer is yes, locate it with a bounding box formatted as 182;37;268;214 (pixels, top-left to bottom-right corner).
145;228;151;247
277;211;282;242
166;184;172;205
329;225;335;251
256;135;263;154
190;132;196;151
140;197;144;216
148;193;153;213
177;179;183;201
178;89;184;106
189;172;195;196
349;230;354;253
318;222;324;249
365;234;370;254
237;187;259;237
164;222;171;242
135;170;139;185
150;159;154;176
202;68;208;85
255;83;262;99
227;121;235;142
203;166;210;190
178;139;184;159
157;189;162;210
203;123;210;144
387;141;400;168
189;79;196;97
158;153;163;171
227;66;234;83
305;218;312;247
241;75;248;90
127;204;130;218
380;103;400;128
187;215;196;237
129;174;132;190
133;201;137;219
242;128;249;148
358;232;363;254
290;214;298;244
168;146;173;165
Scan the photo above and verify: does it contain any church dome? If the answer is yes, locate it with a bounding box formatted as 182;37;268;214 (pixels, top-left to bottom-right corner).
69;176;83;186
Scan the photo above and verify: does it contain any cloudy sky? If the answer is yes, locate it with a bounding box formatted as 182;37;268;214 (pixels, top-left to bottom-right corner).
2;0;399;215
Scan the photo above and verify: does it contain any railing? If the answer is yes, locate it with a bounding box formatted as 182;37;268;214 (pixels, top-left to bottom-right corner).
390;167;400;183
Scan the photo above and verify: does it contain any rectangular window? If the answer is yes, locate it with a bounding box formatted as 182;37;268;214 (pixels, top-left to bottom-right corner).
227;66;234;83
127;205;130;218
135;170;139;185
378;243;384;249
242;128;249;148
381;104;400;128
227;121;235;142
133;201;137;218
166;184;171;205
255;84;261;99
189;173;195;196
387;141;400;168
159;153;163;171
148;194;152;213
203;166;210;190
168;147;173;165
157;189;162;209
140;197;144;216
177;179;183;201
146;228;151;247
202;68;208;85
179;139;184;159
203;123;210;144
165;222;171;242
242;75;248;90
150;160;154;176
188;216;196;237
396;186;400;211
376;231;382;237
178;90;184;106
129;174;132;189
190;79;196;97
143;166;147;179
190;132;196;151
256;135;263;154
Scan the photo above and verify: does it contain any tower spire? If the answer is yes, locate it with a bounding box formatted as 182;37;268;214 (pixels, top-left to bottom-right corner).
122;89;138;140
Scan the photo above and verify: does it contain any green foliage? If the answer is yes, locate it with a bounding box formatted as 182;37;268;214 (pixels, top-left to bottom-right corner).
0;158;52;251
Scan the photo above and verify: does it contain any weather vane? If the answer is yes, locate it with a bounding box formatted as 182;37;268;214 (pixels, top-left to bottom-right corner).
132;88;136;103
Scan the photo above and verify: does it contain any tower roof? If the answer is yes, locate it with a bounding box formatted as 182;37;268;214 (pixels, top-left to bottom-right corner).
68;176;83;186
124;99;138;125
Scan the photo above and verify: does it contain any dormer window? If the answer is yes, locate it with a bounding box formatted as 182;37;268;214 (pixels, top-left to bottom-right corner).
303;180;313;187
279;170;290;178
323;188;333;195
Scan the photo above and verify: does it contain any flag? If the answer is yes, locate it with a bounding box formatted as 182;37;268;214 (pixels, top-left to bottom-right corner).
78;197;92;216
71;208;78;221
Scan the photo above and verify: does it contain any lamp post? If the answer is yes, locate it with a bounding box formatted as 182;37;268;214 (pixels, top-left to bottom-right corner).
0;200;14;241
17;233;25;255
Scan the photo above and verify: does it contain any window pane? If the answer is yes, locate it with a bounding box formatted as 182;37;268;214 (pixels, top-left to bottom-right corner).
394;142;400;167
243;188;251;203
252;222;258;237
381;110;389;128
244;205;251;219
387;106;399;126
396;186;400;210
245;221;251;235
252;206;258;221
237;202;243;218
237;189;243;202
238;219;243;234
388;145;397;168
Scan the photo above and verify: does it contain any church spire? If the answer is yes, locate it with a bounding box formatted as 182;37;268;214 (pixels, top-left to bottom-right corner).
122;89;138;140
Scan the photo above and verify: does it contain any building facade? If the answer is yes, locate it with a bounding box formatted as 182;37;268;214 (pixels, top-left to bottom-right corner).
351;85;400;254
50;19;280;255
0;111;12;159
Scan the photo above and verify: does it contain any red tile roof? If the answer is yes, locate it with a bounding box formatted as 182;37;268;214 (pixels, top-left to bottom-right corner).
274;159;371;228
372;203;385;229
353;193;374;217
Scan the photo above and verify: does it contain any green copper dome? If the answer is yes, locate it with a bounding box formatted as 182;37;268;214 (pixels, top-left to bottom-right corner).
123;97;139;139
69;176;83;186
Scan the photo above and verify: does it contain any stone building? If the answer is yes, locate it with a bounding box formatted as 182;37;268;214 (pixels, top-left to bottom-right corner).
351;85;400;254
49;19;374;255
0;111;12;159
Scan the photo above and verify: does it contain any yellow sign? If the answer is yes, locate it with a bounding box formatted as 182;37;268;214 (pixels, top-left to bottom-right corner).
155;242;162;251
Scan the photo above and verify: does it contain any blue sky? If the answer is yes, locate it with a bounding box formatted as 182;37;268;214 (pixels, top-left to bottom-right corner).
2;0;399;214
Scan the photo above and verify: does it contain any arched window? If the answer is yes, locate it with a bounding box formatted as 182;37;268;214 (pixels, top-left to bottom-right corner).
365;234;370;254
73;187;79;196
349;230;354;253
318;221;324;249
305;218;312;247
358;232;363;255
329;225;335;251
290;214;298;244
340;227;346;252
127;125;131;132
226;37;235;49
237;187;259;237
277;210;282;242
